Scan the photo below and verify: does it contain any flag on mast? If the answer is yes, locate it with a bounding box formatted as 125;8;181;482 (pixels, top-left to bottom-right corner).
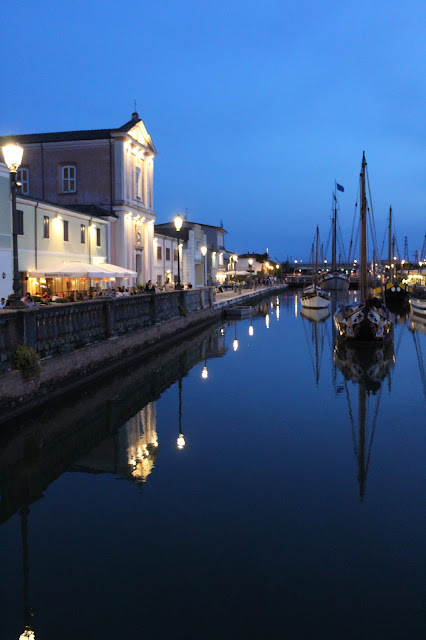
336;183;344;192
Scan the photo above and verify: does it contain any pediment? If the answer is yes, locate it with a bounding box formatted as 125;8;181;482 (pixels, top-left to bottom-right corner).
127;121;157;155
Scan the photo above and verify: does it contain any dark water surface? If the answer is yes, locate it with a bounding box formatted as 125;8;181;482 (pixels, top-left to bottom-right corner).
1;292;425;639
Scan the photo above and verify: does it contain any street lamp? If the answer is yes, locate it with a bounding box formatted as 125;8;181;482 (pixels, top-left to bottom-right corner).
174;214;183;289
2;143;25;306
176;377;185;450
231;254;238;289
201;245;207;287
248;258;253;272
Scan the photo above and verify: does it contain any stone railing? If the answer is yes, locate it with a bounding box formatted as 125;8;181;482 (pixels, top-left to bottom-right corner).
0;288;215;369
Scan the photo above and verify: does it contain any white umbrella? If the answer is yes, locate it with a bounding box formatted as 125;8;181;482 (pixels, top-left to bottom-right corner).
28;261;110;278
94;262;137;278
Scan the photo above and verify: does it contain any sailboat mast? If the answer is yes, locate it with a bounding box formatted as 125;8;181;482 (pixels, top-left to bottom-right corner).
332;185;337;271
388;205;392;281
360;152;368;302
358;383;367;501
314;226;319;287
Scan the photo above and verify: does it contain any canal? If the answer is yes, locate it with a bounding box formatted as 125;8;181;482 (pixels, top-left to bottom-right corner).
0;292;424;639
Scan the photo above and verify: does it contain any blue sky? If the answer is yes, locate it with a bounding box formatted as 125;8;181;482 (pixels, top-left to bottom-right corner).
1;0;424;260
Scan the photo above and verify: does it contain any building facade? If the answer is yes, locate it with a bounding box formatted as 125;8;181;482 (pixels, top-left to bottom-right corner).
0;112;156;287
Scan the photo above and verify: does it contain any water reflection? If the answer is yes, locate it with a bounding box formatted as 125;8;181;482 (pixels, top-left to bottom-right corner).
334;341;395;500
0;292;424;639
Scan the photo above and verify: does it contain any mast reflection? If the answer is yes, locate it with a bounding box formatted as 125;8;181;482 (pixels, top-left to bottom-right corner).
334;340;395;500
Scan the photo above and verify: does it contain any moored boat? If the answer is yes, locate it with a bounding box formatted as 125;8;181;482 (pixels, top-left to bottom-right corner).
333;153;395;342
321;183;350;291
410;286;426;316
301;226;331;310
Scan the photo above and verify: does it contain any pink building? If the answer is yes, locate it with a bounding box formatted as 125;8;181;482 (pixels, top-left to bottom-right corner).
0;112;157;285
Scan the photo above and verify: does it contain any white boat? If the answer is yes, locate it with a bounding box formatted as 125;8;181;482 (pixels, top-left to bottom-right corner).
301;227;331;310
321;185;350;291
333;153;394;342
410;287;426;316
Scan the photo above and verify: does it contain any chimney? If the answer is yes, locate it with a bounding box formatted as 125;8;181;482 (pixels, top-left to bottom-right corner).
132;112;139;121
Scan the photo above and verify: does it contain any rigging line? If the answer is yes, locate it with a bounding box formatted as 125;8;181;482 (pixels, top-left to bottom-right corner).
366;167;380;260
348;199;359;264
324;224;332;260
337;224;348;264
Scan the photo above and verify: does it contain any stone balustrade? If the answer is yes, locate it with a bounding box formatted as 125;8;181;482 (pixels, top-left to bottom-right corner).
0;288;215;370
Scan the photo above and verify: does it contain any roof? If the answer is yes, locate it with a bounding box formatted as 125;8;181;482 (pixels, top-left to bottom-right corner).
155;220;228;234
63;204;117;218
154;226;190;241
0;113;152;148
16;195;116;219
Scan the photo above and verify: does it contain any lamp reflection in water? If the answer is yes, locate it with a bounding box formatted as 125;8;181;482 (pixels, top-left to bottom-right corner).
265;313;270;329
201;360;208;379
177;377;185;450
249;324;254;336
18;506;36;640
233;323;239;351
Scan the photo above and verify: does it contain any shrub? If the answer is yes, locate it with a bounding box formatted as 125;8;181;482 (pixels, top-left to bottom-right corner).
13;345;41;381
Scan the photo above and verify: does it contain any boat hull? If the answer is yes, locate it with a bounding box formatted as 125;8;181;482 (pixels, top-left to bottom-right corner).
321;272;350;292
410;296;426;315
300;287;330;309
334;299;395;342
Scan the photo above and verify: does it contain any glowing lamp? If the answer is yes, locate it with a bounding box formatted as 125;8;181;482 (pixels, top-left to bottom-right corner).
200;245;207;256
2;143;23;172
174;215;183;232
177;433;185;449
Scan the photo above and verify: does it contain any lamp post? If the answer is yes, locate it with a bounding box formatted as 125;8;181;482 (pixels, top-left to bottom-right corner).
174;214;183;289
231;254;238;290
201;245;207;287
176;376;185;449
2;143;25;307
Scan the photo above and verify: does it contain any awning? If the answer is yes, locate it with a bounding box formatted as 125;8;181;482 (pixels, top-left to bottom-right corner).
28;261;137;279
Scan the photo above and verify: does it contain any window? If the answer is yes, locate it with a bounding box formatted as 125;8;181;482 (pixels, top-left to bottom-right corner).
16;210;24;235
43;216;49;239
174;248;178;261
157;245;162;260
62;165;76;193
63;220;69;241
96;227;101;247
18;168;29;195
166;247;171;261
135;167;141;199
81;224;86;244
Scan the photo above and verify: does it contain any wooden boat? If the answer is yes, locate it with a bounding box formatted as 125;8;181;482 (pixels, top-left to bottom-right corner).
301;227;331;310
374;206;409;311
333;153;395;342
321;185;350;291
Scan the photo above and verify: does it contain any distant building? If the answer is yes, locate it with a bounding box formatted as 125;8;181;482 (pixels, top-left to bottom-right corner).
155;221;228;285
0;112;157;286
154;223;207;287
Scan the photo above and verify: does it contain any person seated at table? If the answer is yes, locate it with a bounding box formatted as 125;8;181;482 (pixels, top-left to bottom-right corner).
40;292;51;304
0;297;5;309
22;292;35;306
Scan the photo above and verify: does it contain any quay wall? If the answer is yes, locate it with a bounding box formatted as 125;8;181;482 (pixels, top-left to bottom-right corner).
0;285;286;420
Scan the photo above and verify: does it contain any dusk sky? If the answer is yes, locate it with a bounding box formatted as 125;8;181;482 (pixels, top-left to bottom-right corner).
1;0;424;261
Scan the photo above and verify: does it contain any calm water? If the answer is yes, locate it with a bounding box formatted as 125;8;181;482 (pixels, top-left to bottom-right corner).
0;292;425;640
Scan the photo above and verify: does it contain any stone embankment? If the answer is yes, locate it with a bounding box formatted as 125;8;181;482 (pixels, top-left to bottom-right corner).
0;285;286;420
